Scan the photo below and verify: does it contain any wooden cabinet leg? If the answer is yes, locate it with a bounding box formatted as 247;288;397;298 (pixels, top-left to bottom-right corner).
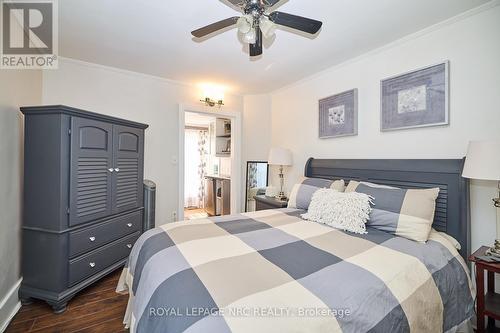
20;297;33;306
487;271;496;329
477;266;485;333
48;301;67;314
488;271;495;293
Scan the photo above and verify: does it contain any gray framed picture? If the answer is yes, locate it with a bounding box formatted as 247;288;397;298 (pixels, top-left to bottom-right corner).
319;89;358;139
381;61;449;132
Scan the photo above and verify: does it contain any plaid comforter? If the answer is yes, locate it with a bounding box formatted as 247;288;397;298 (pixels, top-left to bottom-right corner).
117;208;474;333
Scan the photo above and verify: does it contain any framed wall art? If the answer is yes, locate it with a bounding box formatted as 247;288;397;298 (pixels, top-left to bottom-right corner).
381;61;449;132
319;89;358;139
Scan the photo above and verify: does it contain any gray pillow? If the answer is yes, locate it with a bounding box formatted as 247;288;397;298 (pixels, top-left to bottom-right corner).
346;181;439;242
288;177;345;210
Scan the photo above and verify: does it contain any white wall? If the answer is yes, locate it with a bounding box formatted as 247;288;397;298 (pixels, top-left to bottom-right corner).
270;5;500;253
0;70;42;331
243;95;272;162
242;95;273;208
42;58;244;225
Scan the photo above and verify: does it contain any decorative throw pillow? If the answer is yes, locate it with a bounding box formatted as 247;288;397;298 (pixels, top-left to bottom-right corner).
301;189;373;234
288;177;346;210
346;181;440;242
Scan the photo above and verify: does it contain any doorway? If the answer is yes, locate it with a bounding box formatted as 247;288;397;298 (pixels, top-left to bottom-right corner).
184;113;211;220
178;105;242;222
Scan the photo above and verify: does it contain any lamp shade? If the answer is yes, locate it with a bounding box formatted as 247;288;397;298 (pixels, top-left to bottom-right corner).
462;141;500;180
260;16;277;38
237;15;253;34
243;29;256;44
268;148;293;166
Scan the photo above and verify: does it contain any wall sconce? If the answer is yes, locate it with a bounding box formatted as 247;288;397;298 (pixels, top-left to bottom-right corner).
200;85;225;108
200;97;224;108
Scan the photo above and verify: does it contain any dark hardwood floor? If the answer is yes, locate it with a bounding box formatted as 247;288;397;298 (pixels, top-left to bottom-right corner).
6;270;128;333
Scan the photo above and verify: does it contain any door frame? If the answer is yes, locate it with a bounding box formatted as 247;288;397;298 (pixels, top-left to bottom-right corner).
178;104;242;221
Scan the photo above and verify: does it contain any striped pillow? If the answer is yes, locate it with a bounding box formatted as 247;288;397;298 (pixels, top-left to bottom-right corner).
288;177;346;210
345;181;440;242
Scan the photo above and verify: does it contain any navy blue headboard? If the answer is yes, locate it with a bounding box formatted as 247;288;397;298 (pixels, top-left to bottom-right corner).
305;158;471;260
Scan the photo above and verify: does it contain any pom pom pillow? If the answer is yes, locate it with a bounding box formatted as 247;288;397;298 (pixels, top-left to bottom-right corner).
301;189;373;234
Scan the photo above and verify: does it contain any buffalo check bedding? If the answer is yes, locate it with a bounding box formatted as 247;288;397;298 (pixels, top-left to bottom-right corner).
117;208;474;333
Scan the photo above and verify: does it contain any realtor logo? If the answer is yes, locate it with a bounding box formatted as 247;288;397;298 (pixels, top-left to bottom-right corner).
1;0;58;69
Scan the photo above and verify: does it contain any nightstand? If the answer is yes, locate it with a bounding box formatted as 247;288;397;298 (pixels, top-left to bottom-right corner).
469;246;500;333
254;195;288;211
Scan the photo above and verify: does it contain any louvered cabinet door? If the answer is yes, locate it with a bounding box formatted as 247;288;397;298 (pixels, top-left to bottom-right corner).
112;125;144;214
69;118;113;226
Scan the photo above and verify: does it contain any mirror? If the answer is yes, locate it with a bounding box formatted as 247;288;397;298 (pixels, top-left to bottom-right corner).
245;161;269;212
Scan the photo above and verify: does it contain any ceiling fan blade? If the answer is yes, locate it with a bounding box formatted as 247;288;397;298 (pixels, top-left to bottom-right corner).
249;29;263;57
269;11;322;34
224;0;246;7
263;0;283;7
191;17;239;38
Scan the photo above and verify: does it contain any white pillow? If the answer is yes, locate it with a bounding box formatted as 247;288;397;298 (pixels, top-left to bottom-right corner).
301;189;373;234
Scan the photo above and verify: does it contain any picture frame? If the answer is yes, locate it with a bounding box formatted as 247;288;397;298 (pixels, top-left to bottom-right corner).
319;89;358;139
380;61;449;132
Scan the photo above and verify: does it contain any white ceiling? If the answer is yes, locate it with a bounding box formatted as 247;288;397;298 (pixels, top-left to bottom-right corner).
59;0;491;94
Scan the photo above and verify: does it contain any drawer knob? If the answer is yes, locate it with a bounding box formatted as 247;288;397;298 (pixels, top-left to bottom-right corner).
127;223;133;228
108;168;114;173
115;168;120;172
89;262;96;268
89;236;96;242
126;244;132;249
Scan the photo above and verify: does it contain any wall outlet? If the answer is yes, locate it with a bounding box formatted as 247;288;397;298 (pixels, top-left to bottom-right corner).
172;211;177;222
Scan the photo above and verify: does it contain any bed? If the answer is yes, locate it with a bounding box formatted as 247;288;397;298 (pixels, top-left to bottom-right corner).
117;158;475;333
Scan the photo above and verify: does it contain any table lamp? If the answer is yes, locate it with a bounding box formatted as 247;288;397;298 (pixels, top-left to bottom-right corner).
462;141;500;254
268;147;293;201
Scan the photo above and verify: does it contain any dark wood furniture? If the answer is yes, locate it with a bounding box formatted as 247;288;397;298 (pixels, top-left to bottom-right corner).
305;158;470;260
469;246;500;333
19;105;148;313
255;195;288;211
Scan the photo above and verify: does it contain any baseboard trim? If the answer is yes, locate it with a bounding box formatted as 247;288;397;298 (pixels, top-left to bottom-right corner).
0;279;22;333
0;302;21;333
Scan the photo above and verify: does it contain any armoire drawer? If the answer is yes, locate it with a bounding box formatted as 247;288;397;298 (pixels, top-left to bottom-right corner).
69;232;140;286
69;211;142;258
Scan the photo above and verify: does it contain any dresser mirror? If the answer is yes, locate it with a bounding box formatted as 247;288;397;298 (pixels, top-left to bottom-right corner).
245;161;269;212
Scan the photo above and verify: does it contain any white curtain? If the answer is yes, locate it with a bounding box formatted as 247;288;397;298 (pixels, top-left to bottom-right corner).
184;129;208;208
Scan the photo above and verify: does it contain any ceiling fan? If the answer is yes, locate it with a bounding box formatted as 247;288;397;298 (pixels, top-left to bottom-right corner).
191;0;323;57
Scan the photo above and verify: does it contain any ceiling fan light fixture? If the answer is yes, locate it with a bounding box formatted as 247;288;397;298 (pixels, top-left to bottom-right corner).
243;28;257;44
191;0;323;57
236;15;253;34
260;16;276;38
